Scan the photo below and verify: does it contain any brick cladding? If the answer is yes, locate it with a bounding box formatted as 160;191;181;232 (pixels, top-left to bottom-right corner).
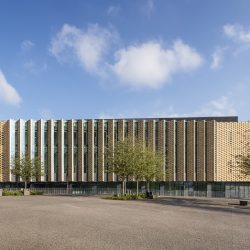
216;122;250;181
1;116;250;183
0;122;6;181
186;121;195;181
97;120;104;182
87;120;94;182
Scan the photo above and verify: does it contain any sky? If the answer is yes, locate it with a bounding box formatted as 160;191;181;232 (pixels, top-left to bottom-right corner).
1;0;250;121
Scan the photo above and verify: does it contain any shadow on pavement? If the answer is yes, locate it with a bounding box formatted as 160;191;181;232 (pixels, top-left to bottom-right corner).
137;197;250;215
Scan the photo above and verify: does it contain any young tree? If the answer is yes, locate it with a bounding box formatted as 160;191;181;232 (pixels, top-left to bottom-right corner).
108;137;165;196
132;141;145;196
235;153;250;176
11;155;44;190
11;156;22;181
11;155;32;190
141;148;164;192
235;131;250;177
32;156;44;181
108;138;135;195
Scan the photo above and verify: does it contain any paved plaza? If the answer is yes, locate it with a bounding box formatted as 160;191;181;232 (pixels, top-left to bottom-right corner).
0;196;249;250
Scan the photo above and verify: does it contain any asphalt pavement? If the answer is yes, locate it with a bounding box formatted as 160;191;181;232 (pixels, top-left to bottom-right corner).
0;196;249;250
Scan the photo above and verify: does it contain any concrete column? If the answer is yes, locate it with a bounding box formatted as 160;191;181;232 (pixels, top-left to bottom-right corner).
207;183;212;198
58;120;64;182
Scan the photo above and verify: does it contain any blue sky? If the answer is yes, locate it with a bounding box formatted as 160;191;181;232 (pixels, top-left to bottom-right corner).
1;0;250;121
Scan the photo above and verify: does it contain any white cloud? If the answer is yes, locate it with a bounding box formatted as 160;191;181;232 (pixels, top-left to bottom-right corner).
50;23;117;74
107;5;120;16
111;40;203;88
98;111;141;119
210;47;227;70
0;70;22;106
98;112;117;119
50;24;202;89
194;96;236;116
21;40;35;52
153;96;236;118
224;24;250;43
98;96;236;119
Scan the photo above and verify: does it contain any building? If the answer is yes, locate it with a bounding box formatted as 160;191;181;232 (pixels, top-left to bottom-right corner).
0;116;250;183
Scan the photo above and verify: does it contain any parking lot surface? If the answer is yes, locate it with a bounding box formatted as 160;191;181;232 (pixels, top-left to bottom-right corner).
0;196;249;250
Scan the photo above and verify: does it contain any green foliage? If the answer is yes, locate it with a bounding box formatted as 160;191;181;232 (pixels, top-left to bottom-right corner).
30;191;43;195
234;133;250;176
2;189;23;196
108;138;136;181
11;155;44;185
136;145;164;182
104;193;146;200
2;189;43;196
32;156;45;181
108;138;164;180
235;153;250;176
107;137;165;194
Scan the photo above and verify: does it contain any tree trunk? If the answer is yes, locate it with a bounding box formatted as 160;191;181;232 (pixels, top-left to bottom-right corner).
136;180;139;196
147;181;150;192
122;180;125;195
25;181;27;190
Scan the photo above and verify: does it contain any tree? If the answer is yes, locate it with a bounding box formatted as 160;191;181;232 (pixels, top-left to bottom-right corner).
108;138;135;195
132;142;145;196
108;137;165;196
235;153;250;176
131;141;164;195
11;155;44;190
140;147;164;192
235;130;250;177
32;156;44;181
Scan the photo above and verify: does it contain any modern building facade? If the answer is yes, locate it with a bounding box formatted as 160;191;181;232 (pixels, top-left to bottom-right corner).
0;116;250;183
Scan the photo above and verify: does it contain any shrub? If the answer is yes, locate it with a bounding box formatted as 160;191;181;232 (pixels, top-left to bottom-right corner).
2;190;23;196
103;193;147;200
30;191;43;195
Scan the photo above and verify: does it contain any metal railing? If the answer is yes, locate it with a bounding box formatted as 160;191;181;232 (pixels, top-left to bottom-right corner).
1;182;250;199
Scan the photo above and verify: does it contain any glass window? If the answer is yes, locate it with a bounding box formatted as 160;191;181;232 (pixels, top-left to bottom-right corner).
124;121;128;138
64;151;68;174
155;121;159;151
145;121;149;146
134;121;139;139
94;151;98;173
104;122;108;147
84;151;88;174
114;121;118;142
94;122;98;146
74;131;78;146
84;123;88;146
